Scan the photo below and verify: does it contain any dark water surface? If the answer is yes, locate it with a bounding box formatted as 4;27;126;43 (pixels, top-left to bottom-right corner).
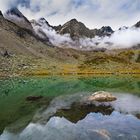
0;75;140;140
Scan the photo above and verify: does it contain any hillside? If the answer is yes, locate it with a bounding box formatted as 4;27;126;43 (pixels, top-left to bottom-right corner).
0;9;140;77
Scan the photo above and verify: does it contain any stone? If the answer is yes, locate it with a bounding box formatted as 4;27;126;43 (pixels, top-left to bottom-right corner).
26;96;43;101
0;11;3;16
88;91;117;102
97;129;111;140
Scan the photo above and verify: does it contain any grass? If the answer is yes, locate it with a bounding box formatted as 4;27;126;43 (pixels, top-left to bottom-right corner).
0;49;140;77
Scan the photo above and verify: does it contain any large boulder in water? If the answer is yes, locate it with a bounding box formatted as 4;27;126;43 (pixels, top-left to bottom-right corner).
88;91;117;102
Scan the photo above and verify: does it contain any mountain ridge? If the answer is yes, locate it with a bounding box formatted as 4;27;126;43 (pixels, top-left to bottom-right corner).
4;8;33;31
1;8;140;50
52;18;114;39
0;9;140;77
2;8;140;39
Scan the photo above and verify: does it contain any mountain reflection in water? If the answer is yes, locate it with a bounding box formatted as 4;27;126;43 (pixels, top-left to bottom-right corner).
1;111;140;140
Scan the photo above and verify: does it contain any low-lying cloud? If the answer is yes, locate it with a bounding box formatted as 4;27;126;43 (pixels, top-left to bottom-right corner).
80;27;140;50
32;20;140;50
32;19;74;47
5;10;140;50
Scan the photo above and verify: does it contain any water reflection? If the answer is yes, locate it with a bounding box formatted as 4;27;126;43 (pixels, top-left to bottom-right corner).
55;103;114;123
1;111;140;140
33;92;140;124
0;76;140;139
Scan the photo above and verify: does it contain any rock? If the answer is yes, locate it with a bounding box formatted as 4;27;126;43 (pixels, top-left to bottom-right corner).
96;129;111;140
134;21;140;28
88;129;111;140
88;91;117;102
0;11;3;16
26;96;43;101
3;50;10;57
58;18;93;39
136;114;140;119
99;26;114;36
55;19;114;39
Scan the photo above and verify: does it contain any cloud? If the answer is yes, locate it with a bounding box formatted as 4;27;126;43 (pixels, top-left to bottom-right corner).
79;27;140;49
32;19;140;50
0;0;17;11
0;0;30;11
1;0;140;50
104;27;140;48
32;19;74;47
0;0;140;29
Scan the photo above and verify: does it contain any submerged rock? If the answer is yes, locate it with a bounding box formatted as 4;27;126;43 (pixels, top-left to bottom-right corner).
26;96;43;101
92;129;111;140
88;91;117;102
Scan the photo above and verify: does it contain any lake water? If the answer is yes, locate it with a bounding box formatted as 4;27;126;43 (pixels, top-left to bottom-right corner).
0;75;140;140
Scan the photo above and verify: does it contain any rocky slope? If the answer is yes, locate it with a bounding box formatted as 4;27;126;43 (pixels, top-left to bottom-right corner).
55;19;113;39
57;19;94;39
0;9;140;76
134;21;140;28
0;10;54;58
30;18;51;41
0;11;3;16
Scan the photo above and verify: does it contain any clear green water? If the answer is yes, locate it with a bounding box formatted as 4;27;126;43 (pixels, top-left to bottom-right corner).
0;75;140;137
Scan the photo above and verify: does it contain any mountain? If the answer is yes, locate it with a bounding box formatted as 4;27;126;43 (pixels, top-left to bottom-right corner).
118;26;128;30
99;26;114;36
55;19;114;39
0;10;52;57
56;19;95;39
0;9;139;77
31;18;52;28
0;11;3;16
91;26;113;37
4;8;33;31
134;21;140;28
3;8;114;45
30;18;51;41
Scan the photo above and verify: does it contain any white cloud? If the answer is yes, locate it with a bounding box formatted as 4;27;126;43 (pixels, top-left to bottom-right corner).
0;0;140;29
32;18;75;48
105;27;140;48
32;19;140;50
1;0;140;50
79;27;140;50
0;0;17;11
19;0;140;30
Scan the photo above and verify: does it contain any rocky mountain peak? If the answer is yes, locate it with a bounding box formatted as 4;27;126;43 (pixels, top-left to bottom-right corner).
65;18;85;27
100;26;114;35
69;18;78;23
38;18;49;25
6;7;24;18
5;8;33;31
55;19;114;39
58;19;94;39
31;18;53;29
134;21;140;28
118;26;128;30
0;11;3;16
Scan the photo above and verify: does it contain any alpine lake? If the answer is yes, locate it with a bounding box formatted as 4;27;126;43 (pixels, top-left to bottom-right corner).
0;75;140;140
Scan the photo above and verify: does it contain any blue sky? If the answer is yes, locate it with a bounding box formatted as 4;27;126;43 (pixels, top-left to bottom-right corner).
0;0;140;29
